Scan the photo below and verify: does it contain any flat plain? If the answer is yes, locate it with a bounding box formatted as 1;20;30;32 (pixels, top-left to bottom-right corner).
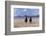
14;17;39;28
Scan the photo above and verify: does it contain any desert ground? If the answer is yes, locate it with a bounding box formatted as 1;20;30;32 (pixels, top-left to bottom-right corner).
14;17;39;28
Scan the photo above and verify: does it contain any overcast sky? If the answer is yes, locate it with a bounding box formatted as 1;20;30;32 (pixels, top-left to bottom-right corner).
14;8;39;16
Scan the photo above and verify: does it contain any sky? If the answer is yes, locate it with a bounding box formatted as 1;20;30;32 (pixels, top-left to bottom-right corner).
14;8;39;16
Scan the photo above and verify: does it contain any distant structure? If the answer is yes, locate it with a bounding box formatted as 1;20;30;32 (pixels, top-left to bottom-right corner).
29;17;32;23
25;15;28;23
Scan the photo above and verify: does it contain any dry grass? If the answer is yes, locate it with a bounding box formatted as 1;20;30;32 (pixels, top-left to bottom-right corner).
14;18;39;28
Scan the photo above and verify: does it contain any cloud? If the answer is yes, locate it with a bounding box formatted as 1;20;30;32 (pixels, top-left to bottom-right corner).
14;8;39;16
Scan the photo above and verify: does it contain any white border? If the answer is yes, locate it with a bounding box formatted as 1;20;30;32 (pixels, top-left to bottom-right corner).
11;5;42;32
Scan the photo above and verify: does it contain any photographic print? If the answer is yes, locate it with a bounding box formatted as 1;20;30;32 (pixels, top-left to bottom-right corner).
11;5;43;32
14;8;39;28
5;1;45;35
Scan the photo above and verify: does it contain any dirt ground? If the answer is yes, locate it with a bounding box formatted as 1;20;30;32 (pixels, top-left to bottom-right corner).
14;18;39;28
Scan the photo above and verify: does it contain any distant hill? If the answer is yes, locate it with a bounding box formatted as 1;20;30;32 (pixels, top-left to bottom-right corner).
14;15;39;18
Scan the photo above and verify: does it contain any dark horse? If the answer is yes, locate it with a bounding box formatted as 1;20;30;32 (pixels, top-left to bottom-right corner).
29;17;32;23
25;16;27;23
